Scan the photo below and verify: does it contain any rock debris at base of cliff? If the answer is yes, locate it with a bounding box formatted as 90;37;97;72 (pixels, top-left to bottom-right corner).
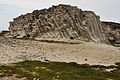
0;37;120;65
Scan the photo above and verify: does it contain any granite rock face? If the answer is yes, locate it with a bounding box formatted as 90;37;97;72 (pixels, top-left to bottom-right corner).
102;22;120;45
9;4;109;44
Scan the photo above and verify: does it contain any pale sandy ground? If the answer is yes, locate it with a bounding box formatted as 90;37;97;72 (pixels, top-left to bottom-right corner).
0;37;120;66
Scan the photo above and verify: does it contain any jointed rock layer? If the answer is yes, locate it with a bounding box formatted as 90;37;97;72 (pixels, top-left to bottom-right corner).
9;4;110;44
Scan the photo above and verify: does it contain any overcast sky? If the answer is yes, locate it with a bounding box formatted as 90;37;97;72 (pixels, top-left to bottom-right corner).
0;0;120;30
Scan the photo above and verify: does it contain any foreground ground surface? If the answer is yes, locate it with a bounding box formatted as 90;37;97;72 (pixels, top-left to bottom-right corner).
0;37;120;65
0;60;120;80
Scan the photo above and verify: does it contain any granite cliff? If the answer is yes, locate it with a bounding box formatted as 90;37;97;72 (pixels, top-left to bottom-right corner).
102;22;120;46
9;4;110;44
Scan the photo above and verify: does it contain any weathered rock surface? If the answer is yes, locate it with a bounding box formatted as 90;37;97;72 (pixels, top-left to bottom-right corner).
9;4;109;43
102;22;120;46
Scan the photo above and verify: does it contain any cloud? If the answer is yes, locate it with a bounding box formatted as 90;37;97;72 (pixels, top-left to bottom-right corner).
0;2;27;30
0;0;119;10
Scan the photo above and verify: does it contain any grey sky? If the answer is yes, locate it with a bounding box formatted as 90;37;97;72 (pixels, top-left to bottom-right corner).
0;0;120;30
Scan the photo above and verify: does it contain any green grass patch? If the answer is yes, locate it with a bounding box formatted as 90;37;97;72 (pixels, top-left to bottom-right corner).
0;60;120;80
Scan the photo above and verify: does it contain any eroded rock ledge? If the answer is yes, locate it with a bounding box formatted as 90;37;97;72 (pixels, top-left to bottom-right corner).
102;22;120;45
9;4;109;44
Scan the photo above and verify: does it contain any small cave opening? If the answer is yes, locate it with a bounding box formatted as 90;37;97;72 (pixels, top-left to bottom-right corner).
70;36;74;40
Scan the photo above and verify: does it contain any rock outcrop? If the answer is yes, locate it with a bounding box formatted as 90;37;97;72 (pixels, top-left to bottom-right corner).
9;4;109;44
102;22;120;45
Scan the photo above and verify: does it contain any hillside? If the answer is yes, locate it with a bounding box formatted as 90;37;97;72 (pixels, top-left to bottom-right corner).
0;37;120;66
102;22;120;46
0;4;120;80
9;4;109;44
